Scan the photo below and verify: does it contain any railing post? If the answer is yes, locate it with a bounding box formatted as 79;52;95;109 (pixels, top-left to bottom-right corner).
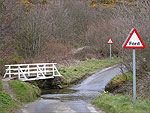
28;65;30;76
53;64;61;76
3;65;8;78
37;65;39;77
8;66;11;78
44;64;46;75
18;66;20;80
52;64;55;76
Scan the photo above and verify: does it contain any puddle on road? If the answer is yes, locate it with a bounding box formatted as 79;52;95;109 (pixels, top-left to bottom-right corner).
41;88;80;101
41;88;78;95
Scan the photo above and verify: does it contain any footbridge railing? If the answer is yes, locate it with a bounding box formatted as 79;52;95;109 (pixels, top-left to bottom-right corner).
3;63;62;81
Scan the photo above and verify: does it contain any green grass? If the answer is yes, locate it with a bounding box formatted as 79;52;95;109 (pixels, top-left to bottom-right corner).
0;91;19;113
0;79;19;113
59;57;122;86
9;80;41;103
0;79;41;112
92;93;150;113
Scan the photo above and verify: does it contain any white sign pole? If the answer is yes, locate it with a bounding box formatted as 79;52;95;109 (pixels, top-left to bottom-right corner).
110;44;111;63
133;49;136;104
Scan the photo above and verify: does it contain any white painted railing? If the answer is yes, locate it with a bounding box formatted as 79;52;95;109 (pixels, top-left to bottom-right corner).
3;63;62;81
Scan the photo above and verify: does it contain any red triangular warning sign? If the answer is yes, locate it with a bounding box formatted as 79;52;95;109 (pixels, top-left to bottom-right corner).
107;38;113;44
123;28;146;49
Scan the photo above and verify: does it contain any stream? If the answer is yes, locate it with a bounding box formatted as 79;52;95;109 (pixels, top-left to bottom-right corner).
17;64;126;113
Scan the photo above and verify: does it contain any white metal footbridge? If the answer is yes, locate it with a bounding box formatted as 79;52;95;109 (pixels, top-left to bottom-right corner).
3;63;62;81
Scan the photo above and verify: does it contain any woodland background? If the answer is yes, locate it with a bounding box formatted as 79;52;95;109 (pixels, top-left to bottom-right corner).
0;0;149;78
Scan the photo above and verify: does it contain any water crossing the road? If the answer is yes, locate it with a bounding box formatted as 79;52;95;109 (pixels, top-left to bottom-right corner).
41;64;126;103
17;64;127;113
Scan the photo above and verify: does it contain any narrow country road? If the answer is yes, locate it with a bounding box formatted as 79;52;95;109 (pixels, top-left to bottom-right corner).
16;64;126;113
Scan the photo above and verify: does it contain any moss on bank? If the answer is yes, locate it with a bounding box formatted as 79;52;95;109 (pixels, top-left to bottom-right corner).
105;72;132;92
92;93;150;113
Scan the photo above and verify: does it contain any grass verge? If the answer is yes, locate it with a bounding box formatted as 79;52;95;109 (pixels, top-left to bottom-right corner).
8;80;41;103
59;57;122;87
92;93;150;113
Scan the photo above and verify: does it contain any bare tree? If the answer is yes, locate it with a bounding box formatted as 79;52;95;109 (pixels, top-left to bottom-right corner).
14;4;53;58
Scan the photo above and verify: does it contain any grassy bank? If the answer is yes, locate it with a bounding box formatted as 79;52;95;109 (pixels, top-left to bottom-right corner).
0;79;19;113
0;79;41;113
9;80;41;103
60;57;121;87
0;91;19;113
108;72;132;85
105;70;150;98
92;93;150;113
93;72;150;113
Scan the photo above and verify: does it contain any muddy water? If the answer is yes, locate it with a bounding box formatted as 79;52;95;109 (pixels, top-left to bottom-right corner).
17;64;127;113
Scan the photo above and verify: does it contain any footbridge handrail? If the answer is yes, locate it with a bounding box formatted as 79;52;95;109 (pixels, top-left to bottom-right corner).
3;63;62;81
